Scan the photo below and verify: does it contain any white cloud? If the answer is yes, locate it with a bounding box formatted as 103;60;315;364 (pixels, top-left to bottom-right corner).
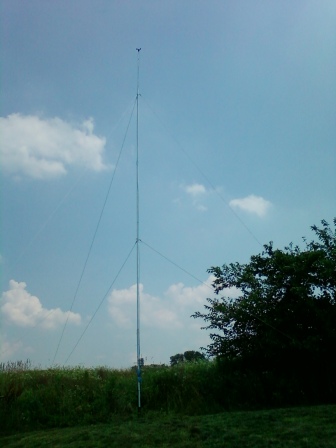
166;279;240;306
108;283;183;330
196;204;207;212
0;337;23;359
182;183;208;211
1;280;81;329
0;114;109;179
185;183;206;196
108;277;221;331
229;194;272;217
107;278;243;365
165;279;212;308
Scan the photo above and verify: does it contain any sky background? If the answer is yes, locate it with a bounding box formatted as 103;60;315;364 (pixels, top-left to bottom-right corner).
1;0;335;368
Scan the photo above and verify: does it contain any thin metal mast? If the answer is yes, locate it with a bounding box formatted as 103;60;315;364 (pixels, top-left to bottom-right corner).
136;47;142;411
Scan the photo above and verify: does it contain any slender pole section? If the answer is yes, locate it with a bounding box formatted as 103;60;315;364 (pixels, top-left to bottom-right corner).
136;47;142;411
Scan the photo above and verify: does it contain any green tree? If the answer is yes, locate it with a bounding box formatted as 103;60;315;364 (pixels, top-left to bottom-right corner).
192;219;336;376
183;350;206;363
170;353;184;366
170;351;206;366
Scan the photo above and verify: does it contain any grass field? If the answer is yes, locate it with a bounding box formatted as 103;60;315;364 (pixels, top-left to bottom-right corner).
1;405;336;448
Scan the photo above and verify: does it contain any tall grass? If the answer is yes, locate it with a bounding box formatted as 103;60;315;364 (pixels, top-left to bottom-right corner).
1;359;335;434
0;362;212;433
0;365;133;432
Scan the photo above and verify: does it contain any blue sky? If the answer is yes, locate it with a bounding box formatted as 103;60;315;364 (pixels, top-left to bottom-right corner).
1;0;335;368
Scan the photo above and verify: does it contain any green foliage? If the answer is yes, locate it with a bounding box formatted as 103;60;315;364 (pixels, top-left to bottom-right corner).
1;359;336;435
0;366;139;433
0;361;238;434
192;218;336;402
170;351;206;366
142;361;215;414
170;353;184;366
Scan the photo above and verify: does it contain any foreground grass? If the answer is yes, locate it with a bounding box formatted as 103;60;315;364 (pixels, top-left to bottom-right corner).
2;405;336;448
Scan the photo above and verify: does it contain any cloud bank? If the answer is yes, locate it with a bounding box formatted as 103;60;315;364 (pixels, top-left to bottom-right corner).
108;283;183;330
0;114;109;179
0;337;24;359
1;280;81;329
108;277;240;330
229;194;272;217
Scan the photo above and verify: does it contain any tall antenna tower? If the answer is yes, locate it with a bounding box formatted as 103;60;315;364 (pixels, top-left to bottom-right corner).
136;47;142;411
